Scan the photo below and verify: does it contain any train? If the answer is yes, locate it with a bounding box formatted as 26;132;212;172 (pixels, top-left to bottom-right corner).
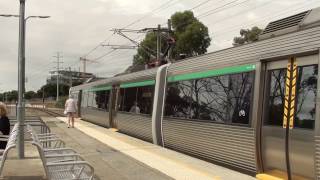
70;7;320;179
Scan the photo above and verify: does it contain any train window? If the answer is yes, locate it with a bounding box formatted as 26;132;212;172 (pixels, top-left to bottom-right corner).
265;69;286;126
191;76;229;122
137;86;154;114
229;72;254;124
165;80;193;118
81;92;88;107
87;92;95;107
190;72;254;124
119;87;138;112
295;65;318;129
119;86;154;114
93;90;110;111
92;92;98;108
165;72;254;125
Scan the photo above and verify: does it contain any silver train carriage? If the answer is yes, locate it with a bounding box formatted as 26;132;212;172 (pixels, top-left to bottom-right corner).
70;7;320;179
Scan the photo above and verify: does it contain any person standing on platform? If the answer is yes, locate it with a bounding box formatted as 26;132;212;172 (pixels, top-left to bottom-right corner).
0;103;10;149
65;95;77;128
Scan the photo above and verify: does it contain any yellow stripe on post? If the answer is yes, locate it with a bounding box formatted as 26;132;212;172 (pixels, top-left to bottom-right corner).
289;58;297;129
283;59;292;129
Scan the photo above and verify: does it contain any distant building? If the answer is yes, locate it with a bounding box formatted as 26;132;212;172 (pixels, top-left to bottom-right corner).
47;70;97;86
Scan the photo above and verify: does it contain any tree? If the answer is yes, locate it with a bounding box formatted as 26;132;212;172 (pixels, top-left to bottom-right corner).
5;91;18;102
233;26;263;46
133;33;167;65
171;11;211;59
25;91;37;100
133;10;211;65
37;83;70;98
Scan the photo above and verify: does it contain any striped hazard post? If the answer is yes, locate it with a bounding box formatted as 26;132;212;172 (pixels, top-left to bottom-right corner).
283;57;297;129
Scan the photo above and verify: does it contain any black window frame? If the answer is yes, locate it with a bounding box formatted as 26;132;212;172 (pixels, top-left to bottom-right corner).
118;85;155;115
164;71;256;127
294;64;318;129
91;90;111;112
263;64;318;130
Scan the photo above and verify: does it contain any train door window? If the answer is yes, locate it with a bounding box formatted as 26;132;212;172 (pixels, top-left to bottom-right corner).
191;76;229;122
118;88;124;111
229;72;255;124
81;92;88;107
87;92;95;107
165;80;193;118
264;69;286;126
119;87;138;112
136;86;154;114
93;90;110;110
105;91;110;111
92;92;98;108
295;65;318;129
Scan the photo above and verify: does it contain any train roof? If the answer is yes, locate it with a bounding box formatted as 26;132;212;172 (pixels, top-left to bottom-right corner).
70;67;158;91
71;7;320;92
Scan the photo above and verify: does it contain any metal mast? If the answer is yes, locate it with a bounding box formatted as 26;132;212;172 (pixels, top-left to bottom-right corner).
17;0;26;159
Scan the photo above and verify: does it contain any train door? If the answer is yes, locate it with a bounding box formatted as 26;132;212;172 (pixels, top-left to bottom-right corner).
110;85;120;129
261;55;318;180
78;90;82;117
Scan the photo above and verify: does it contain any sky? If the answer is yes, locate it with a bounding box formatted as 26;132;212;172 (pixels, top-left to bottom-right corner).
0;0;320;91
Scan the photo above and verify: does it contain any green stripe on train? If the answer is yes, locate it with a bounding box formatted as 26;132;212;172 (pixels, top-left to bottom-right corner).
85;85;112;92
120;80;155;88
167;64;256;82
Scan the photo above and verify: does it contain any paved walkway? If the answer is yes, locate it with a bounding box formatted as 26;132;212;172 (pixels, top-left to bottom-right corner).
41;116;256;180
41;117;172;180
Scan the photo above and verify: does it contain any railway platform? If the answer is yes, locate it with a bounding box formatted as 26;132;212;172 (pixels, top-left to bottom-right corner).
40;116;256;180
3;106;256;179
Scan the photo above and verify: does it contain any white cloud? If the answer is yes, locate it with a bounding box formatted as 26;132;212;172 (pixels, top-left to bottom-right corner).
246;12;258;21
0;0;320;92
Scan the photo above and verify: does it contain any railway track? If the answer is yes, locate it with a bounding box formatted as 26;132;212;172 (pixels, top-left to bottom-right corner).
28;107;65;117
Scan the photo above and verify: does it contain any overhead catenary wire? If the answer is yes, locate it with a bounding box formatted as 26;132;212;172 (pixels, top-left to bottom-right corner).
190;0;215;10
63;0;180;80
80;0;320;69
28;1;320;91
123;0;179;29
80;0;179;60
93;34;145;62
160;0;251;27
197;0;243;18
205;0;274;27
211;0;319;39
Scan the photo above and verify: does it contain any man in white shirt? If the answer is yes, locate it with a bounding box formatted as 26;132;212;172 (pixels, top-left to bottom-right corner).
65;95;77;128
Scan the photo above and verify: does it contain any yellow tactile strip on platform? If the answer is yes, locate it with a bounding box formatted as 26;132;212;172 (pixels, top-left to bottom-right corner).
256;174;284;180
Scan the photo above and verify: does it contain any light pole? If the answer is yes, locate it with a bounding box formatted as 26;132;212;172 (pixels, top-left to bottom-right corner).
17;0;26;159
0;14;50;96
0;2;50;158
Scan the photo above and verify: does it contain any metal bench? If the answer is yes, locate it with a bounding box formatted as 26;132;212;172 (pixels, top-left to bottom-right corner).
27;125;65;149
27;125;79;156
0;124;19;177
28;125;94;180
10;118;51;136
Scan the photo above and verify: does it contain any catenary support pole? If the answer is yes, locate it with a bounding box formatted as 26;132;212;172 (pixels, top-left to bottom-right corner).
57;54;59;102
53;52;63;102
157;24;161;66
167;19;172;63
69;67;72;88
17;0;26;159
